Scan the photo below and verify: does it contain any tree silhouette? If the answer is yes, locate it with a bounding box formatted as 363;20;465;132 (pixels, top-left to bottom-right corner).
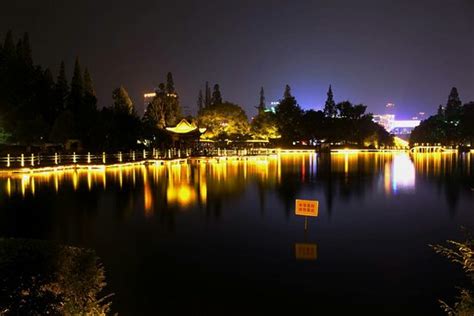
323;85;337;118
211;84;222;105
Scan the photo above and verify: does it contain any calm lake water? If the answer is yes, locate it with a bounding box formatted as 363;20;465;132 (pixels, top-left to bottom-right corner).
0;152;473;315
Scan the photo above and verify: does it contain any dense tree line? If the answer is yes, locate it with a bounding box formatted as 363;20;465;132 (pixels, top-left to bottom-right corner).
196;83;392;148
273;85;392;147
0;31;146;151
410;87;474;146
0;30;392;151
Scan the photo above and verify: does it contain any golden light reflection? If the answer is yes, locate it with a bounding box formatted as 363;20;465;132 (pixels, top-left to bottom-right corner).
31;177;35;196
3;153;458;205
344;153;349;175
54;174;59;192
167;183;196;207
87;171;92;191
384;162;391;195
21;174;29;197
143;167;153;216
6;177;11;197
72;171;78;191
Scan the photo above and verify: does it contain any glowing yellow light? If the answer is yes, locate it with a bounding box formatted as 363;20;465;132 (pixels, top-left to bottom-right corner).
200;182;207;204
72;171;78;191
54;174;59;192
6;177;11;197
384;162;391;195
144;92;156;98
87;171;92;191
167;183;196;207
393;136;409;148
344;153;349;174
21;174;29;197
31;177;35;195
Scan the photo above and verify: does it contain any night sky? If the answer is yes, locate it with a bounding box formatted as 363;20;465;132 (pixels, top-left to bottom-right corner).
1;0;473;118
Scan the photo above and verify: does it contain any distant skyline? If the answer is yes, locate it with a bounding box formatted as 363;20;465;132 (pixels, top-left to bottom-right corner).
1;0;472;119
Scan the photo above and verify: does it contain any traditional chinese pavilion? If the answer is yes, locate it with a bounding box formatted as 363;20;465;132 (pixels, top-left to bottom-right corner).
165;119;207;147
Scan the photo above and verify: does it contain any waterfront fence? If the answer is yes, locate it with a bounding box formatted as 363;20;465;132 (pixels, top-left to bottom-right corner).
0;148;288;168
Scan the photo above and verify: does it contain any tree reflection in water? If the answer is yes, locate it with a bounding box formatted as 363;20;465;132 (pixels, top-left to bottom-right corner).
0;153;472;225
0;239;112;315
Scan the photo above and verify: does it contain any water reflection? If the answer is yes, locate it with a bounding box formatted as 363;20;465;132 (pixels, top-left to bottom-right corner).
294;243;318;260
0;153;473;315
388;153;416;193
0;153;472;218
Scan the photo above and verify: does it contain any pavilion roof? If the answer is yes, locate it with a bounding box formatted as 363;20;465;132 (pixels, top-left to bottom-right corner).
165;119;206;134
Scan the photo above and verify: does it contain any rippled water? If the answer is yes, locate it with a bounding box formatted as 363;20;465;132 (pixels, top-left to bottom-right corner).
0;152;473;315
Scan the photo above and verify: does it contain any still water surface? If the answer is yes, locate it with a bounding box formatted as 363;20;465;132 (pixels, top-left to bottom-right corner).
0;153;473;315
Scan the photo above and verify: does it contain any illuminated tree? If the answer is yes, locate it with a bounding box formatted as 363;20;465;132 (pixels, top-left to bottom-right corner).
0;239;112;314
198;102;250;140
251;112;279;140
431;232;474;316
251;87;279;140
144;83;167;128
323;85;337;118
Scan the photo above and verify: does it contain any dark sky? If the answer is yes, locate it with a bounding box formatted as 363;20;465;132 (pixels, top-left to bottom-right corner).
1;0;473;119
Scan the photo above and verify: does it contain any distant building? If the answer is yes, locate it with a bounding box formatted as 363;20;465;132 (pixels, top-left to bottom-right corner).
373;114;395;131
390;120;420;135
373;113;420;135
